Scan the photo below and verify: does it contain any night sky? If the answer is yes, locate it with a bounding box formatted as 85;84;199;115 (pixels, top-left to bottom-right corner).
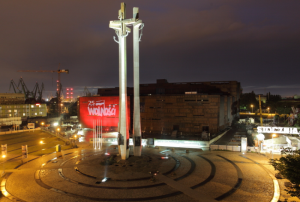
1;0;300;98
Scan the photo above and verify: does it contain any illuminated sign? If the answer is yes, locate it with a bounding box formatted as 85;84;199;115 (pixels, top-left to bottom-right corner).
241;137;247;153
87;100;116;116
257;126;300;135
79;96;130;130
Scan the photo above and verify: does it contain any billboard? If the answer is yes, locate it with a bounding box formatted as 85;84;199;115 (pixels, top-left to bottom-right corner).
28;123;35;129
79;96;130;132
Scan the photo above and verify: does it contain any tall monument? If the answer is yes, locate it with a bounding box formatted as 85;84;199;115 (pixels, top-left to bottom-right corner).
109;3;144;159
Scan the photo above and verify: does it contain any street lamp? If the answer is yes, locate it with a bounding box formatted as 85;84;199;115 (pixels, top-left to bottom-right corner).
74;135;78;147
267;107;270;114
56;128;60;136
251;105;254;113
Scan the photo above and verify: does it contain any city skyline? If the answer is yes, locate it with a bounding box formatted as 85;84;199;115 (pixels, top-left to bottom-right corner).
1;0;300;98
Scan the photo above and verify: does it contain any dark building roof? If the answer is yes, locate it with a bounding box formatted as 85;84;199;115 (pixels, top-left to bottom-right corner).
98;79;240;98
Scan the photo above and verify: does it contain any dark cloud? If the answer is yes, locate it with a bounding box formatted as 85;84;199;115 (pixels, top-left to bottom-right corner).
1;0;300;98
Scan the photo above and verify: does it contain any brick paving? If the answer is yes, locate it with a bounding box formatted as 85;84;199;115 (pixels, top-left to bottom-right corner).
0;142;295;202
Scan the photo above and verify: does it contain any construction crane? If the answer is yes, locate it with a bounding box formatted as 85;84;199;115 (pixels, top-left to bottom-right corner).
17;65;69;115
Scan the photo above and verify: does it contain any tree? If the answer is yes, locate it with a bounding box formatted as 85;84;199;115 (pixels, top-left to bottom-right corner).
239;91;259;111
269;149;300;198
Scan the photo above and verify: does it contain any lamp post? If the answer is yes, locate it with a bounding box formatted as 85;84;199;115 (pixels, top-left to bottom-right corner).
56;128;60;136
74;135;77;147
251;105;254;113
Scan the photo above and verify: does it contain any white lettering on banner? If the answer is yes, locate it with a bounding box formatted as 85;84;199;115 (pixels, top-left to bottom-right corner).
257;126;300;135
87;100;116;116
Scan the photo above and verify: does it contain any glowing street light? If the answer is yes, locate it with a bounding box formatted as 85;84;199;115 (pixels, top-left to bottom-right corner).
40;140;44;144
56;128;61;136
267;107;270;114
251;104;254;113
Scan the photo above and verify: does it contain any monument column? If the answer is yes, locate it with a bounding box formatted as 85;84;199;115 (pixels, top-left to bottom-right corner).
133;8;143;156
109;3;144;159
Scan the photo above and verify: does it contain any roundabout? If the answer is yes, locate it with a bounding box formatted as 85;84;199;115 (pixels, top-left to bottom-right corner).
0;144;279;202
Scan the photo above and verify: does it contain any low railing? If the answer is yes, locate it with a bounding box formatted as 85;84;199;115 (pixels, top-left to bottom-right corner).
0;128;41;135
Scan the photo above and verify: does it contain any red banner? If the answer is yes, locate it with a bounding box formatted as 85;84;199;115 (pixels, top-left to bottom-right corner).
79;96;130;132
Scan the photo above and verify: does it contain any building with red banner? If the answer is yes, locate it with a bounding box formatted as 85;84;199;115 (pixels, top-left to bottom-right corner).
78;96;130;133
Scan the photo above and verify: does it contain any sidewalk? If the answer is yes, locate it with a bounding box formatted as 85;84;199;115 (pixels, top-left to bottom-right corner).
212;128;237;145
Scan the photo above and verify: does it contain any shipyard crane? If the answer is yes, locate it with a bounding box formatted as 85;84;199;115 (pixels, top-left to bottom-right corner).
9;79;22;94
17;66;69;115
9;78;44;103
83;86;92;97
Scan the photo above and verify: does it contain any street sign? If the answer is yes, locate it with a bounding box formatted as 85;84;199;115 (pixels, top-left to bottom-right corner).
22;145;28;159
28;123;35;129
241;137;247;153
1;144;7;156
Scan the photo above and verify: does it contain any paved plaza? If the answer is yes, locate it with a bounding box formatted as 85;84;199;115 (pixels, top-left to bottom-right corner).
1;141;298;202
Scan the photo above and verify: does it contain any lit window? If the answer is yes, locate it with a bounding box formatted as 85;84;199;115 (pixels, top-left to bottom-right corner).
14;110;17;112
31;105;34;108
23;113;26;116
39;112;43;115
35;113;37;115
8;110;11;113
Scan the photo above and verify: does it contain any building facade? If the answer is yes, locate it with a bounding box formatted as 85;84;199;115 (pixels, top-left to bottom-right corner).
96;79;241;135
140;94;232;134
0;93;25;104
0;103;47;118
